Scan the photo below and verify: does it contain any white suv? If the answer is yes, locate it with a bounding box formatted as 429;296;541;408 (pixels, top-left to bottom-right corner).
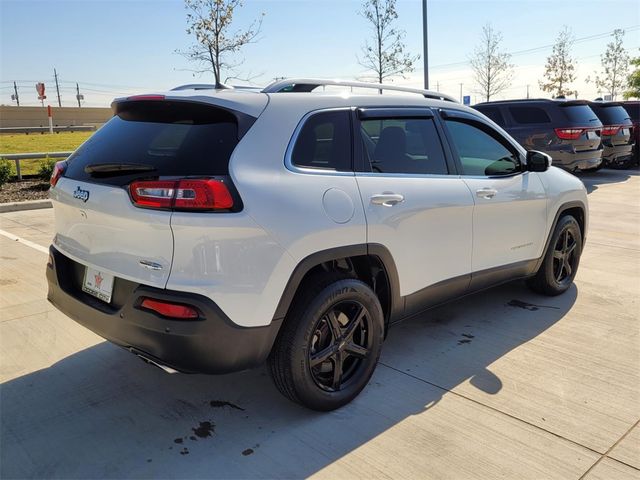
46;79;588;410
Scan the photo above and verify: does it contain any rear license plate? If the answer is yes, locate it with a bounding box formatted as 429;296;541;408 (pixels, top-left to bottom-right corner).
621;128;629;136
82;267;114;303
586;130;597;140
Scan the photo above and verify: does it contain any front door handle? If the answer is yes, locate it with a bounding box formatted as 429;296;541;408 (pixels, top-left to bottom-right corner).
371;193;405;207
476;188;498;199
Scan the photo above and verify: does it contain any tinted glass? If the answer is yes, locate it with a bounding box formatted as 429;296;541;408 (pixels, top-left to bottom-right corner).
360;117;448;174
509;106;551;124
65;101;240;186
292;111;351;171
591;104;632;124
624;103;640;122
476;107;505;126
561;104;600;124
445;120;521;176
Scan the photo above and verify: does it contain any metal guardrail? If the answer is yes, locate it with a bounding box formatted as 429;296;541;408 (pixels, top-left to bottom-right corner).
0;125;96;135
0;151;72;180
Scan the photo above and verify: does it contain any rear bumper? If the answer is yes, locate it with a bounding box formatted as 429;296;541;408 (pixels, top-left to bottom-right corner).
550;149;603;171
602;144;634;165
46;246;281;374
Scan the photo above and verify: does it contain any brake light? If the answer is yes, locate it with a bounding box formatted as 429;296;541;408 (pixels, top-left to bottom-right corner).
129;179;233;210
50;161;67;187
554;128;585;140
126;95;165;101
129;180;176;208
601;125;621;136
140;297;199;319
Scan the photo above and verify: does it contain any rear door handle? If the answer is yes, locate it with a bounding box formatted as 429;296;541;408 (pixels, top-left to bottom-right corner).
370;193;405;207
476;188;498;199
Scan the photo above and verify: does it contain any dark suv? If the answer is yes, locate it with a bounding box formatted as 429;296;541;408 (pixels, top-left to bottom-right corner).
474;99;603;171
619;101;638;167
586;101;633;169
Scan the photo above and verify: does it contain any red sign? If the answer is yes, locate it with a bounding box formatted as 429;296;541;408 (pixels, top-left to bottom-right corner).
36;82;46;100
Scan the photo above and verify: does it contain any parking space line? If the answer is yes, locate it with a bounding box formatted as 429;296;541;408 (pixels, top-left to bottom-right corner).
0;228;49;255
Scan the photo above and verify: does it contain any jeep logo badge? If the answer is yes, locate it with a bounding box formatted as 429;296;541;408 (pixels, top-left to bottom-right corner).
73;186;90;203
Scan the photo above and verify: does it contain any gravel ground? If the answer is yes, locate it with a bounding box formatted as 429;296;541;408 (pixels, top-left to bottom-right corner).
0;180;50;203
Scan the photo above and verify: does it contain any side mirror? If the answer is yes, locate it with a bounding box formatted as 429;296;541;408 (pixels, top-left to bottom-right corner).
526;150;551;172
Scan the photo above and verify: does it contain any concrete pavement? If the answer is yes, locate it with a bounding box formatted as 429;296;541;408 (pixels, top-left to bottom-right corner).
0;169;638;479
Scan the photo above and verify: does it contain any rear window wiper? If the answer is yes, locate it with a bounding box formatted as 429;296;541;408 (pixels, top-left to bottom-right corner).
84;163;157;176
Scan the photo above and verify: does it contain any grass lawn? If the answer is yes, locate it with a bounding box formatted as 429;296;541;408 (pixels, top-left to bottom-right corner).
0;131;93;176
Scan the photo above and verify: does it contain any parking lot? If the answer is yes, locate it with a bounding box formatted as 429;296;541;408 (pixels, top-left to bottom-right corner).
0;169;638;479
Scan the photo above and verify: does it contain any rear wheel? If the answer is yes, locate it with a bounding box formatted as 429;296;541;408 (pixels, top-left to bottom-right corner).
527;215;582;296
268;274;384;411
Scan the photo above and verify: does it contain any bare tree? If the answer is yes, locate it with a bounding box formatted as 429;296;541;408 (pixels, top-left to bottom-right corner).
539;26;577;98
357;0;419;85
470;24;513;102
587;29;629;100
179;0;263;86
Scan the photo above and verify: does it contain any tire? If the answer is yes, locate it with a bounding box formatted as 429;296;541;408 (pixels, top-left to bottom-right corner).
527;215;582;296
268;273;384;411
611;156;635;170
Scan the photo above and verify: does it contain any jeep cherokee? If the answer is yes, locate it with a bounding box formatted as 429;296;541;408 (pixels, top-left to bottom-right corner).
46;79;588;411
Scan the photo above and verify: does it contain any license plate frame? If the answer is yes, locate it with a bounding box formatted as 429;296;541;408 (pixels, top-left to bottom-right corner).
82;267;114;304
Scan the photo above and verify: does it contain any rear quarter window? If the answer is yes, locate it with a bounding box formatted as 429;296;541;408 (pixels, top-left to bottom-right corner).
64;101;242;186
475;107;505;126
291;111;351;171
508;106;551;124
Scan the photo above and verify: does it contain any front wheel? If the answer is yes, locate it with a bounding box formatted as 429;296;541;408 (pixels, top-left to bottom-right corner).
527;215;582;296
268;275;384;411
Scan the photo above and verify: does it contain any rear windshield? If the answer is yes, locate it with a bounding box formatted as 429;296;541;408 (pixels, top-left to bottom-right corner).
590;104;632;125
559;104;601;125
65;101;241;186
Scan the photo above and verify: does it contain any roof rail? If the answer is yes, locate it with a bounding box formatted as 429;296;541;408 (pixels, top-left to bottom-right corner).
261;78;457;102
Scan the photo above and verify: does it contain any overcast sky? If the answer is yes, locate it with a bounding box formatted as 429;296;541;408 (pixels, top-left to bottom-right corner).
1;0;639;107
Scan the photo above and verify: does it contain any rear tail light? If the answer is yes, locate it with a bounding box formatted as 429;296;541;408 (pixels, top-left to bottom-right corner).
129;179;233;211
554;128;585;140
140;297;199;319
601;125;621;136
50;161;67;187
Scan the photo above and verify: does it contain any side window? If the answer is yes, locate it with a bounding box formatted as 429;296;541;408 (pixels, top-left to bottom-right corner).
445;120;521;176
509;106;551;124
359;117;448;174
291;111;351;171
478;107;505;126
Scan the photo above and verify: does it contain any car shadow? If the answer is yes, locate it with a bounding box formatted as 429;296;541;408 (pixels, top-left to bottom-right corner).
574;168;637;194
1;281;577;479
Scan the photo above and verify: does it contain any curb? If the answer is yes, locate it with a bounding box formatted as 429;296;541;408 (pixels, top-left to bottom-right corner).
0;199;52;213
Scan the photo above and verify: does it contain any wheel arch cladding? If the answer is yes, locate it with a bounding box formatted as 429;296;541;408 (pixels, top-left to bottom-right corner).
272;244;402;329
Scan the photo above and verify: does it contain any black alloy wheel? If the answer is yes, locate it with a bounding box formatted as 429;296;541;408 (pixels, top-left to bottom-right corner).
308;301;373;392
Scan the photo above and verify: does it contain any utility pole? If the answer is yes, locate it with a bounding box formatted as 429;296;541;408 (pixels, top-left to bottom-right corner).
459;83;463;103
436;81;440;91
422;0;429;89
12;81;19;106
76;83;82;108
526;84;530;99
54;68;61;107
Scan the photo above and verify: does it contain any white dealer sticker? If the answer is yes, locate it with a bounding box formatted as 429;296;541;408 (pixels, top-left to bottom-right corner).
82;267;114;303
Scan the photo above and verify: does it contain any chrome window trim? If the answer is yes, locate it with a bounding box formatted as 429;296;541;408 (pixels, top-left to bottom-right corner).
284;107;355;177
